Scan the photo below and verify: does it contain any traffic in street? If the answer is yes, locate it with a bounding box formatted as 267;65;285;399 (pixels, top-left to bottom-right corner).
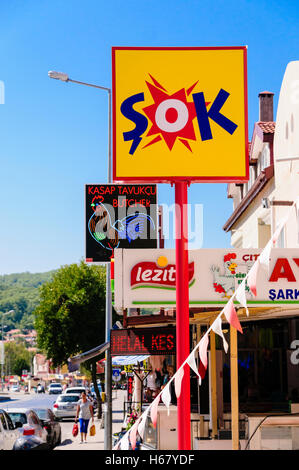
0;387;126;450
0;385;101;450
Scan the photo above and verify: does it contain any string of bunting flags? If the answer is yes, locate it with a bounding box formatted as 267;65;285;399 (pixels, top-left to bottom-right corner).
113;198;299;450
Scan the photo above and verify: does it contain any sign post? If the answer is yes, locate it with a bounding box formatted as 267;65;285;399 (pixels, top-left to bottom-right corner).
175;181;191;449
112;46;248;450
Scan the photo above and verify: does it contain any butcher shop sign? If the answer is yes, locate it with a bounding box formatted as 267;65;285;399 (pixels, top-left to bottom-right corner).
114;248;299;308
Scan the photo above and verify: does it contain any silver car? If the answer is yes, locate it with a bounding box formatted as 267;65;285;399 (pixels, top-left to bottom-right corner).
52;394;81;420
5;408;48;444
0;409;19;450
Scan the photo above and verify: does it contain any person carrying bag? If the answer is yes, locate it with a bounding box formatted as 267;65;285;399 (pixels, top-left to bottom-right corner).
75;391;94;443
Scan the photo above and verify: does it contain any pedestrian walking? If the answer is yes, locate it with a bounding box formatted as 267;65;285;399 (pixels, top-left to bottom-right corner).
75;391;94;443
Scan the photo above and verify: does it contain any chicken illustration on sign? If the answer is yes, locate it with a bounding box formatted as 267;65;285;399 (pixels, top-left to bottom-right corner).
88;198;155;252
211;252;253;299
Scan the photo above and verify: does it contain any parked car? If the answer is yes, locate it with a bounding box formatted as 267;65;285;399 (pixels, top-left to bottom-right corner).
63;386;87;396
32;408;61;449
13;435;49;450
65;386;96;408
52;393;81;420
6;408;48;446
11;385;20;392
0;408;19;450
48;383;63;395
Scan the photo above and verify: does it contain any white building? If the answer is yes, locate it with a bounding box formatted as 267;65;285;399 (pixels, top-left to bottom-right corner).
222;61;299;412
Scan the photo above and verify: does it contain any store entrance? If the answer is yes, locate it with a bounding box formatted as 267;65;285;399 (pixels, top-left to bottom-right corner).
222;319;289;413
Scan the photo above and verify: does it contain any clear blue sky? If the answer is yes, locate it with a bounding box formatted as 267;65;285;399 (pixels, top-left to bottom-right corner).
0;0;298;275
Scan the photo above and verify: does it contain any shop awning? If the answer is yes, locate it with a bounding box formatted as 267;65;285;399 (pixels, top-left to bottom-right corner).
70;341;110;366
111;355;149;365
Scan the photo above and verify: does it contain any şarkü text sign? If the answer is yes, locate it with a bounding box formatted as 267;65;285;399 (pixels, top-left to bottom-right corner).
110;327;176;356
112;47;248;183
85;184;157;263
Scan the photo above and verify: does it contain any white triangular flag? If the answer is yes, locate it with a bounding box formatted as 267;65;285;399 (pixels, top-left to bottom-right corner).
259;240;272;270
150;394;160;428
235;278;249;316
120;431;130;450
137;408;149;440
129;417;141;450
161;383;171;415
211;315;228;353
186;348;201;384
199;333;209;368
174;367;185;398
247;259;260;297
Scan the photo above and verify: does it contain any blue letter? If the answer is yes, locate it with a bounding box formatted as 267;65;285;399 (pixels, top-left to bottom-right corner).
120;93;148;154
193;89;238;141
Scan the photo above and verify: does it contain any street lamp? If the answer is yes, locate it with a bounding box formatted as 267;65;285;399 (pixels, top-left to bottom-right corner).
48;71;113;449
1;310;14;385
47;70;112;182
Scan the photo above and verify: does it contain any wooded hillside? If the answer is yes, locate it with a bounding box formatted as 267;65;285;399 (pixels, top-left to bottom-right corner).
0;271;56;331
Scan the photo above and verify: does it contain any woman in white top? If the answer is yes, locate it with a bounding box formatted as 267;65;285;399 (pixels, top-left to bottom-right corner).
75;391;94;443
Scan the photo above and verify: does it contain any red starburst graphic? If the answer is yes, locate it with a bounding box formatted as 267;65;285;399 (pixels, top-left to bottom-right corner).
142;75;209;152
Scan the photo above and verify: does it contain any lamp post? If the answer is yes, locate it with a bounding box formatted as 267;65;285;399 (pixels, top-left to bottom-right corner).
1;310;14;386
48;71;113;449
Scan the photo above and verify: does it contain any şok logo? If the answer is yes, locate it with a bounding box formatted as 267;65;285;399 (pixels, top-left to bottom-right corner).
120;74;238;155
131;255;195;290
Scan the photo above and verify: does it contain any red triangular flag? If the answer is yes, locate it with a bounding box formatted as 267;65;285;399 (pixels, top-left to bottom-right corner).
223;299;243;333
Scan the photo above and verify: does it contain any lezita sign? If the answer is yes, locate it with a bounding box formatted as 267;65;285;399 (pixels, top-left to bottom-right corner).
114;248;299;308
112;47;248;183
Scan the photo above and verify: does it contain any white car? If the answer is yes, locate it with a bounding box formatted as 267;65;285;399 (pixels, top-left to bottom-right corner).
63;386;86;396
11;385;20;392
0;408;19;450
6;408;48;444
52;394;81;420
48;383;63;395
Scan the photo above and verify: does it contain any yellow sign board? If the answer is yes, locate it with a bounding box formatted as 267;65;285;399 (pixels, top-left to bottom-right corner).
112;47;248;183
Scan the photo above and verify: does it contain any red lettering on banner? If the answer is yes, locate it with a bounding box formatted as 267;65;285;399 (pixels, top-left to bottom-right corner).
152;335;159;351
167;335;174;350
269;258;296;282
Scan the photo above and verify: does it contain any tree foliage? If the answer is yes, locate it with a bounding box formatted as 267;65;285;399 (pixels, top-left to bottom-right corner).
34;261;107;368
4;342;31;376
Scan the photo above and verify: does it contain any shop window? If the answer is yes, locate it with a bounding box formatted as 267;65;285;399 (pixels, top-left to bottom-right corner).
222;319;289;412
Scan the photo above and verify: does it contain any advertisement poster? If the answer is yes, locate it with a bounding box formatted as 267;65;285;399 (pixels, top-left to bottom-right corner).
113;47;248;183
85;184;157;262
115;248;299;308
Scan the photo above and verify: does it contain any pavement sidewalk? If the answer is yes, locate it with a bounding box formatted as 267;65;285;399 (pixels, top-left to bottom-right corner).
55;389;126;451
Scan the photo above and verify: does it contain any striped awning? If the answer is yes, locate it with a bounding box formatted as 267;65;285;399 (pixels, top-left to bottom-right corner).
111;355;149;365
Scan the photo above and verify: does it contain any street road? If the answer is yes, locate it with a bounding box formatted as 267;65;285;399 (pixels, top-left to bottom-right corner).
1;391;77;448
1;389;126;450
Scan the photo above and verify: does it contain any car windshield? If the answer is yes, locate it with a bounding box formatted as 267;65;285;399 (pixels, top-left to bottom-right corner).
66;389;84;394
34;409;48;420
8;412;27;426
58;395;79;403
50;384;61;387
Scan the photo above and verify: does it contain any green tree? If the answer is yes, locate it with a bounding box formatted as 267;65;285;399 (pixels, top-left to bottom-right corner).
4;342;31;377
34;261;110;417
13;358;30;377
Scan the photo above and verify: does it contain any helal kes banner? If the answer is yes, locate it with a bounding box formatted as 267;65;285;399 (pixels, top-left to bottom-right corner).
85;184;157;263
111;327;176;356
114;248;299;308
112;47;248;183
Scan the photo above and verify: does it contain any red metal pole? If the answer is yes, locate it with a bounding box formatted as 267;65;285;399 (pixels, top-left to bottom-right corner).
175;181;191;450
